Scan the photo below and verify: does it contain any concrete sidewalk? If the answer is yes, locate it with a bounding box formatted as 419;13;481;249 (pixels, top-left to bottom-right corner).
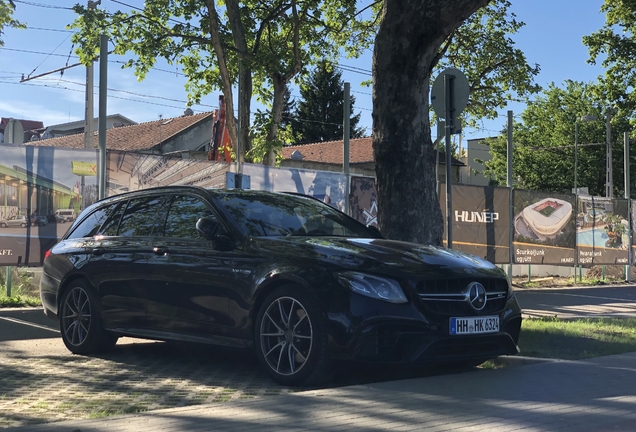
8;352;636;432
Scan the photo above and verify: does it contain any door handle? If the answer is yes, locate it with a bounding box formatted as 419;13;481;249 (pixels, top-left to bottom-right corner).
91;247;105;256
153;247;170;256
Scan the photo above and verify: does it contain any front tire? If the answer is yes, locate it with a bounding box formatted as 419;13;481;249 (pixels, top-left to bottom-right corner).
255;286;330;386
59;279;118;354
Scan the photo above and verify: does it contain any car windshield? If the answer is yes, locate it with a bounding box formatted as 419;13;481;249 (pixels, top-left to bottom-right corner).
213;191;377;238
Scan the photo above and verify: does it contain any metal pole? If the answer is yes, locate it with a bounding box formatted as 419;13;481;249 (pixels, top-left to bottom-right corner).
444;74;454;249
607;110;613;198
237;59;242;176
343;82;351;215
507;110;513;283
5;266;11;297
625;131;632;282
98;34;108;200
83;60;94;210
574;122;579;281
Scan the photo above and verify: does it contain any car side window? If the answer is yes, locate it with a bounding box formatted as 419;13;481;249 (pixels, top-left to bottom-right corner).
66;205;113;239
99;201;126;237
162;195;221;239
118;196;166;237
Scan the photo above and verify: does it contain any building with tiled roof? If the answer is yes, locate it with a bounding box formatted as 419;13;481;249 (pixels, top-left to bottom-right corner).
29;111;214;156
280;137;464;182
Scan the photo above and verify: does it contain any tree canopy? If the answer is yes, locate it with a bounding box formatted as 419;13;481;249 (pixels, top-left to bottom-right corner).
0;0;24;48
483;81;633;197
69;0;367;165
433;0;540;128
291;61;365;144
583;0;636;124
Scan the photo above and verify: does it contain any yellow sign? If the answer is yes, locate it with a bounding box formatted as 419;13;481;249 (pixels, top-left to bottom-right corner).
71;161;97;176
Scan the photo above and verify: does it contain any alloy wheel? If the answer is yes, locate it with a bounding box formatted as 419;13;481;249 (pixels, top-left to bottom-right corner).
260;296;313;376
61;287;92;347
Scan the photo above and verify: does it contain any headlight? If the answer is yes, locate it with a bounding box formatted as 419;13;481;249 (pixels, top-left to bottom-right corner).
337;271;408;304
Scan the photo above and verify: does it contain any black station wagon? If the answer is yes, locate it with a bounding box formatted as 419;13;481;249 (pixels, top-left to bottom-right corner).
40;186;522;385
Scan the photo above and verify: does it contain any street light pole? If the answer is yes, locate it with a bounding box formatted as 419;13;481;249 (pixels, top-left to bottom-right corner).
575;114;599;282
574;121;579;281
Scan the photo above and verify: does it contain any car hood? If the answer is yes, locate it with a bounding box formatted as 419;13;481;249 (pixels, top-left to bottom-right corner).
249;236;504;280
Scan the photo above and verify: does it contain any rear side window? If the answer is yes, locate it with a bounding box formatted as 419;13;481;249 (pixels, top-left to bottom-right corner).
99;202;126;237
118;196;166;237
66;205;113;239
161;195;219;239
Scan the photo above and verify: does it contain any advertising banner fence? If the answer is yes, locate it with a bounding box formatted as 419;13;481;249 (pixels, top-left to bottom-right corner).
349;176;378;227
512;189;575;265
576;196;629;265
0;144;99;265
0;146;231;266
242;163;347;211
2;146;632;270
440;185;511;263
106;151;230;195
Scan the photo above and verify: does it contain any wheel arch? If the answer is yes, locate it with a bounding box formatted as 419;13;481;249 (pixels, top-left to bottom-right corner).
250;274;315;338
57;273;95;310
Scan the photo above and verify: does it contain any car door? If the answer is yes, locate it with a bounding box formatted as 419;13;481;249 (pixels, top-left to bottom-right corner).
88;195;168;332
144;193;239;345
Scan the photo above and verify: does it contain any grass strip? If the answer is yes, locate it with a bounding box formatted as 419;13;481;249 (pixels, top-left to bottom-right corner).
518;317;636;360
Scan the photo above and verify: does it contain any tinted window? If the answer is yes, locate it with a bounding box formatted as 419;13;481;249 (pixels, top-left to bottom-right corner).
117;196;166;237
162;195;219;239
99;202;126;236
215;192;377;238
67;205;112;239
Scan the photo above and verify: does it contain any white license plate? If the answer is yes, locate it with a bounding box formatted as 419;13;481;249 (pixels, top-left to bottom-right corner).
450;316;499;335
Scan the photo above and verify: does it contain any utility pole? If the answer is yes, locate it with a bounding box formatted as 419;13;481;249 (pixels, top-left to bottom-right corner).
343;82;351;215
98;34;108;200
606;109;613;198
82;0;100;208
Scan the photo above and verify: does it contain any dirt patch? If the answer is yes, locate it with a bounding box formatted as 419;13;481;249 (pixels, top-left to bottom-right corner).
513;265;635;289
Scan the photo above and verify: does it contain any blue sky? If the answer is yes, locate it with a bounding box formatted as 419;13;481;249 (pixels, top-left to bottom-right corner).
0;0;608;143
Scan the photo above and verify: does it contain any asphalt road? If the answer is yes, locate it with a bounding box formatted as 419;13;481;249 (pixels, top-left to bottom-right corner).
515;284;636;318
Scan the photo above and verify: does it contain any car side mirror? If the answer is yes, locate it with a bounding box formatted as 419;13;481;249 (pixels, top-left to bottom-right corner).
196;217;219;240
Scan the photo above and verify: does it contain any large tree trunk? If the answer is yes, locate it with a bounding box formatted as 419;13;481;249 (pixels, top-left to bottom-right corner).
372;0;490;245
226;0;252;161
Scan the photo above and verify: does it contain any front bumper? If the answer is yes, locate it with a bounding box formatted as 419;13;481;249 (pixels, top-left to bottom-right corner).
327;293;522;364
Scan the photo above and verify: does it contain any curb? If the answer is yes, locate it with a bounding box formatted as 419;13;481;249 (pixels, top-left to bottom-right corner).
493;355;557;367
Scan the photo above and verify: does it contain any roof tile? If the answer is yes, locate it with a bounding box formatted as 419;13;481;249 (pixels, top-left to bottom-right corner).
29;112;213;151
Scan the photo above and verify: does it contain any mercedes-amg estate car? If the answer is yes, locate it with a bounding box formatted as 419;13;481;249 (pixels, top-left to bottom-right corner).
40;186;522;385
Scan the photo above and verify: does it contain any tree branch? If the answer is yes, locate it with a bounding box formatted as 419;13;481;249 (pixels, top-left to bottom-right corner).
283;0;302;82
429;29;455;73
252;1;292;56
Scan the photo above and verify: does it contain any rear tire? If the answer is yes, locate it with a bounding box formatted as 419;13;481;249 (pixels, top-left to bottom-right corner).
255;286;330;386
59;279;118;354
0;223;6;228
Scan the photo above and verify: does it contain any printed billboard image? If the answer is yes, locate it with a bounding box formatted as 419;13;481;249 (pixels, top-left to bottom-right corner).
349;176;378;227
242;163;347;211
576;196;629;265
106;151;230;195
0;144;99;265
513;190;575;265
440;184;511;264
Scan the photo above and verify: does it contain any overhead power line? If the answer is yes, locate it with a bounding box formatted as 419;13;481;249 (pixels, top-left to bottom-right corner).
26;26;75;33
12;0;73;10
0;79;209;112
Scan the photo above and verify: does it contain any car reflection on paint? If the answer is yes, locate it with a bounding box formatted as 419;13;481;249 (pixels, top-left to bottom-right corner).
40;186;522;386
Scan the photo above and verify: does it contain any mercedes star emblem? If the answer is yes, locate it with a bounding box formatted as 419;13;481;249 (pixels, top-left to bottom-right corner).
467;282;487;311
